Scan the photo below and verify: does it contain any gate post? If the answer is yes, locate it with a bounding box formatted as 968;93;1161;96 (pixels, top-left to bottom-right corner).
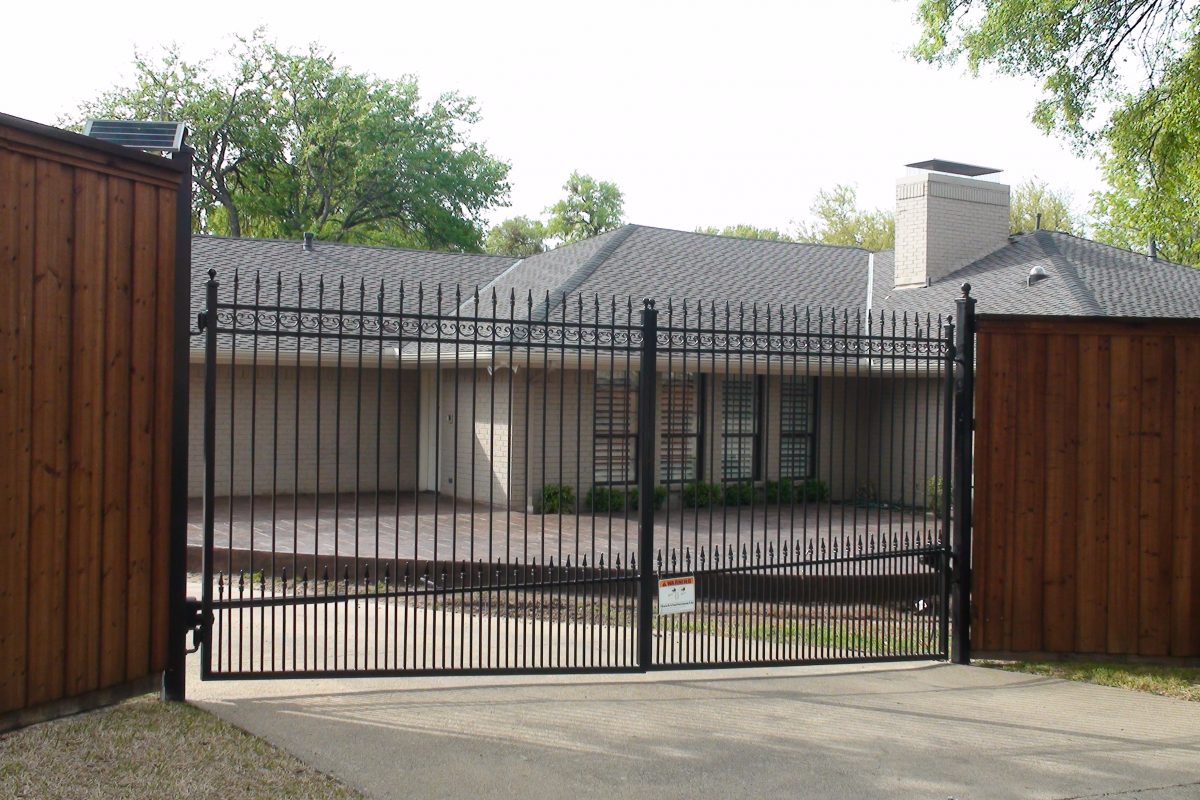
951;283;976;664
637;299;658;672
199;269;219;679
163;145;193;701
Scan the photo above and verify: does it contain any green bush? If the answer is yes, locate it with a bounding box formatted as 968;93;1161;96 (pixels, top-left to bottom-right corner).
535;483;575;514
682;481;723;508
926;476;946;516
722;482;756;506
764;479;830;503
764;481;794;503
585;486;629;512
631;485;668;511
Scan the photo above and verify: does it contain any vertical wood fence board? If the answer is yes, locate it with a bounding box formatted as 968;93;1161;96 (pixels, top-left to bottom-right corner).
1106;335;1141;654
969;326;993;651
26;158;74;707
98;177;133;688
1171;338;1199;656
65;169;108;696
150;187;175;671
124;182;159;681
1041;333;1078;652
982;332;1019;651
0;152;35;714
1074;334;1111;652
1137;336;1173;656
1010;333;1047;652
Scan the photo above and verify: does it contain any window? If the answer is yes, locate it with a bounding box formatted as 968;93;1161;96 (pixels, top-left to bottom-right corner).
780;376;817;479
660;373;702;483
722;376;762;481
593;372;638;484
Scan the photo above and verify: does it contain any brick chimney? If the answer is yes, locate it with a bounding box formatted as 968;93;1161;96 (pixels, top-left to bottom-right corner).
894;162;1010;289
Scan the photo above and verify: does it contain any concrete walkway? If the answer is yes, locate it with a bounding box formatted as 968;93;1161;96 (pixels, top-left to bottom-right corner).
188;656;1200;800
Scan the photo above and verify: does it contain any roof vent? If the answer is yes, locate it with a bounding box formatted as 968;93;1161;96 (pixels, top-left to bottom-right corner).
1027;265;1049;287
303;232;314;252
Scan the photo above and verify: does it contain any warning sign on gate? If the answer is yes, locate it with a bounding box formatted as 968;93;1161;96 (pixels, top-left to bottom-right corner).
657;575;696;615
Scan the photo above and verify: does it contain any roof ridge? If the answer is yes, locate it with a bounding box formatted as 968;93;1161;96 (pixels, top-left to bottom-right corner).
633;223;871;252
1032;229;1195;270
1033;231;1105;315
192;233;515;260
532;225;640;321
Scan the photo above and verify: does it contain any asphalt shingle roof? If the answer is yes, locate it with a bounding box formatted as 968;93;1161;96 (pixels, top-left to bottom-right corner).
191;226;1200;356
871;230;1200;319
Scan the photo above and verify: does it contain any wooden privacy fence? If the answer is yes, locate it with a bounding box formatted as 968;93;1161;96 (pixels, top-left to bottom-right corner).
0;114;189;723
971;316;1200;660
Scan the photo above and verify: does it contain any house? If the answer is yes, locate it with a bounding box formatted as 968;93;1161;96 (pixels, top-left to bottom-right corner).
189;163;1200;517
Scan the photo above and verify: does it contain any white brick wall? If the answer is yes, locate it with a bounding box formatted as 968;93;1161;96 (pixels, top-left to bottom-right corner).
188;362;417;497
895;172;1010;289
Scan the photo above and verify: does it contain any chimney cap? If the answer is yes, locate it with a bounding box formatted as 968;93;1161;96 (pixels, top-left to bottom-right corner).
303;231;314;251
906;159;1001;177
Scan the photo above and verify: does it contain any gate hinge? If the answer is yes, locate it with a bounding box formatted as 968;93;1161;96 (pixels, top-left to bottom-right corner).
191;311;207;337
184;598;213;654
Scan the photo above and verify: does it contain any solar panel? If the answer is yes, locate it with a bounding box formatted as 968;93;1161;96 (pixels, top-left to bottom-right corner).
905;159;1000;177
83;119;187;152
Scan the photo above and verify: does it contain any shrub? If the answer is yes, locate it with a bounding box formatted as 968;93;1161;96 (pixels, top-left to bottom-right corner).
682;481;722;509
630;485;668;511
586;486;629;512
764;481;794;504
926;476;947;516
535;483;575;514
764;479;829;503
722;482;756;506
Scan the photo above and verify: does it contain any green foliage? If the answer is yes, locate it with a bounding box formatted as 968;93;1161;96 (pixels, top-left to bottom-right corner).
682;481;723;509
1009;178;1078;234
535;484;575;514
76;29;511;250
1090;40;1200;266
485;216;548;257
911;0;1200;266
632;485;668;511
722;482;756;507
764;479;830;504
586;486;633;512
545;172;624;243
694;224;794;241
794;185;894;250
926;475;947;516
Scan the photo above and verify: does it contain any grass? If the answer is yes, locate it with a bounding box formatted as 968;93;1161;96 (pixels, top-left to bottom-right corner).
0;694;365;800
981;660;1200;702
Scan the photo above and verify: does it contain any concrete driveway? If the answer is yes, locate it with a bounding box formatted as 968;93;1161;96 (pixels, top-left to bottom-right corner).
187;657;1200;800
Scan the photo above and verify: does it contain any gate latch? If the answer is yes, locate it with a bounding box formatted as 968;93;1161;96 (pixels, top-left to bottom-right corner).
184;597;213;654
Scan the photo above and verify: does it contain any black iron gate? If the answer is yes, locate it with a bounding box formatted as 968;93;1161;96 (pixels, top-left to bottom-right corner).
197;270;972;679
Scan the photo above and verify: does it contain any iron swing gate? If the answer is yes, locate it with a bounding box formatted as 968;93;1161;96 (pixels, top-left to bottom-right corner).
197;269;970;679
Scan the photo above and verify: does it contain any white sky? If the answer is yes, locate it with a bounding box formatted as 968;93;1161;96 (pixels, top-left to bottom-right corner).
4;0;1103;233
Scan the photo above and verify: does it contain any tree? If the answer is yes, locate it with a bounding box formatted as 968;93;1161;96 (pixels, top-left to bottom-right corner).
694;225;793;241
912;1;1200;264
794;185;895;250
485;216;548;257
545;172;624;243
1009;178;1078;234
77;31;511;251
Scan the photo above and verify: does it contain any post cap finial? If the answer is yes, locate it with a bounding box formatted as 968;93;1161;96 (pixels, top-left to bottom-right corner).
961;282;972;298
207;268;217;280
643;298;655;310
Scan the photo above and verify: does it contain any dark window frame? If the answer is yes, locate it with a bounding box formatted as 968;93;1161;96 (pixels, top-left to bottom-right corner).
592;371;639;486
659;372;706;484
721;374;765;482
779;375;818;480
